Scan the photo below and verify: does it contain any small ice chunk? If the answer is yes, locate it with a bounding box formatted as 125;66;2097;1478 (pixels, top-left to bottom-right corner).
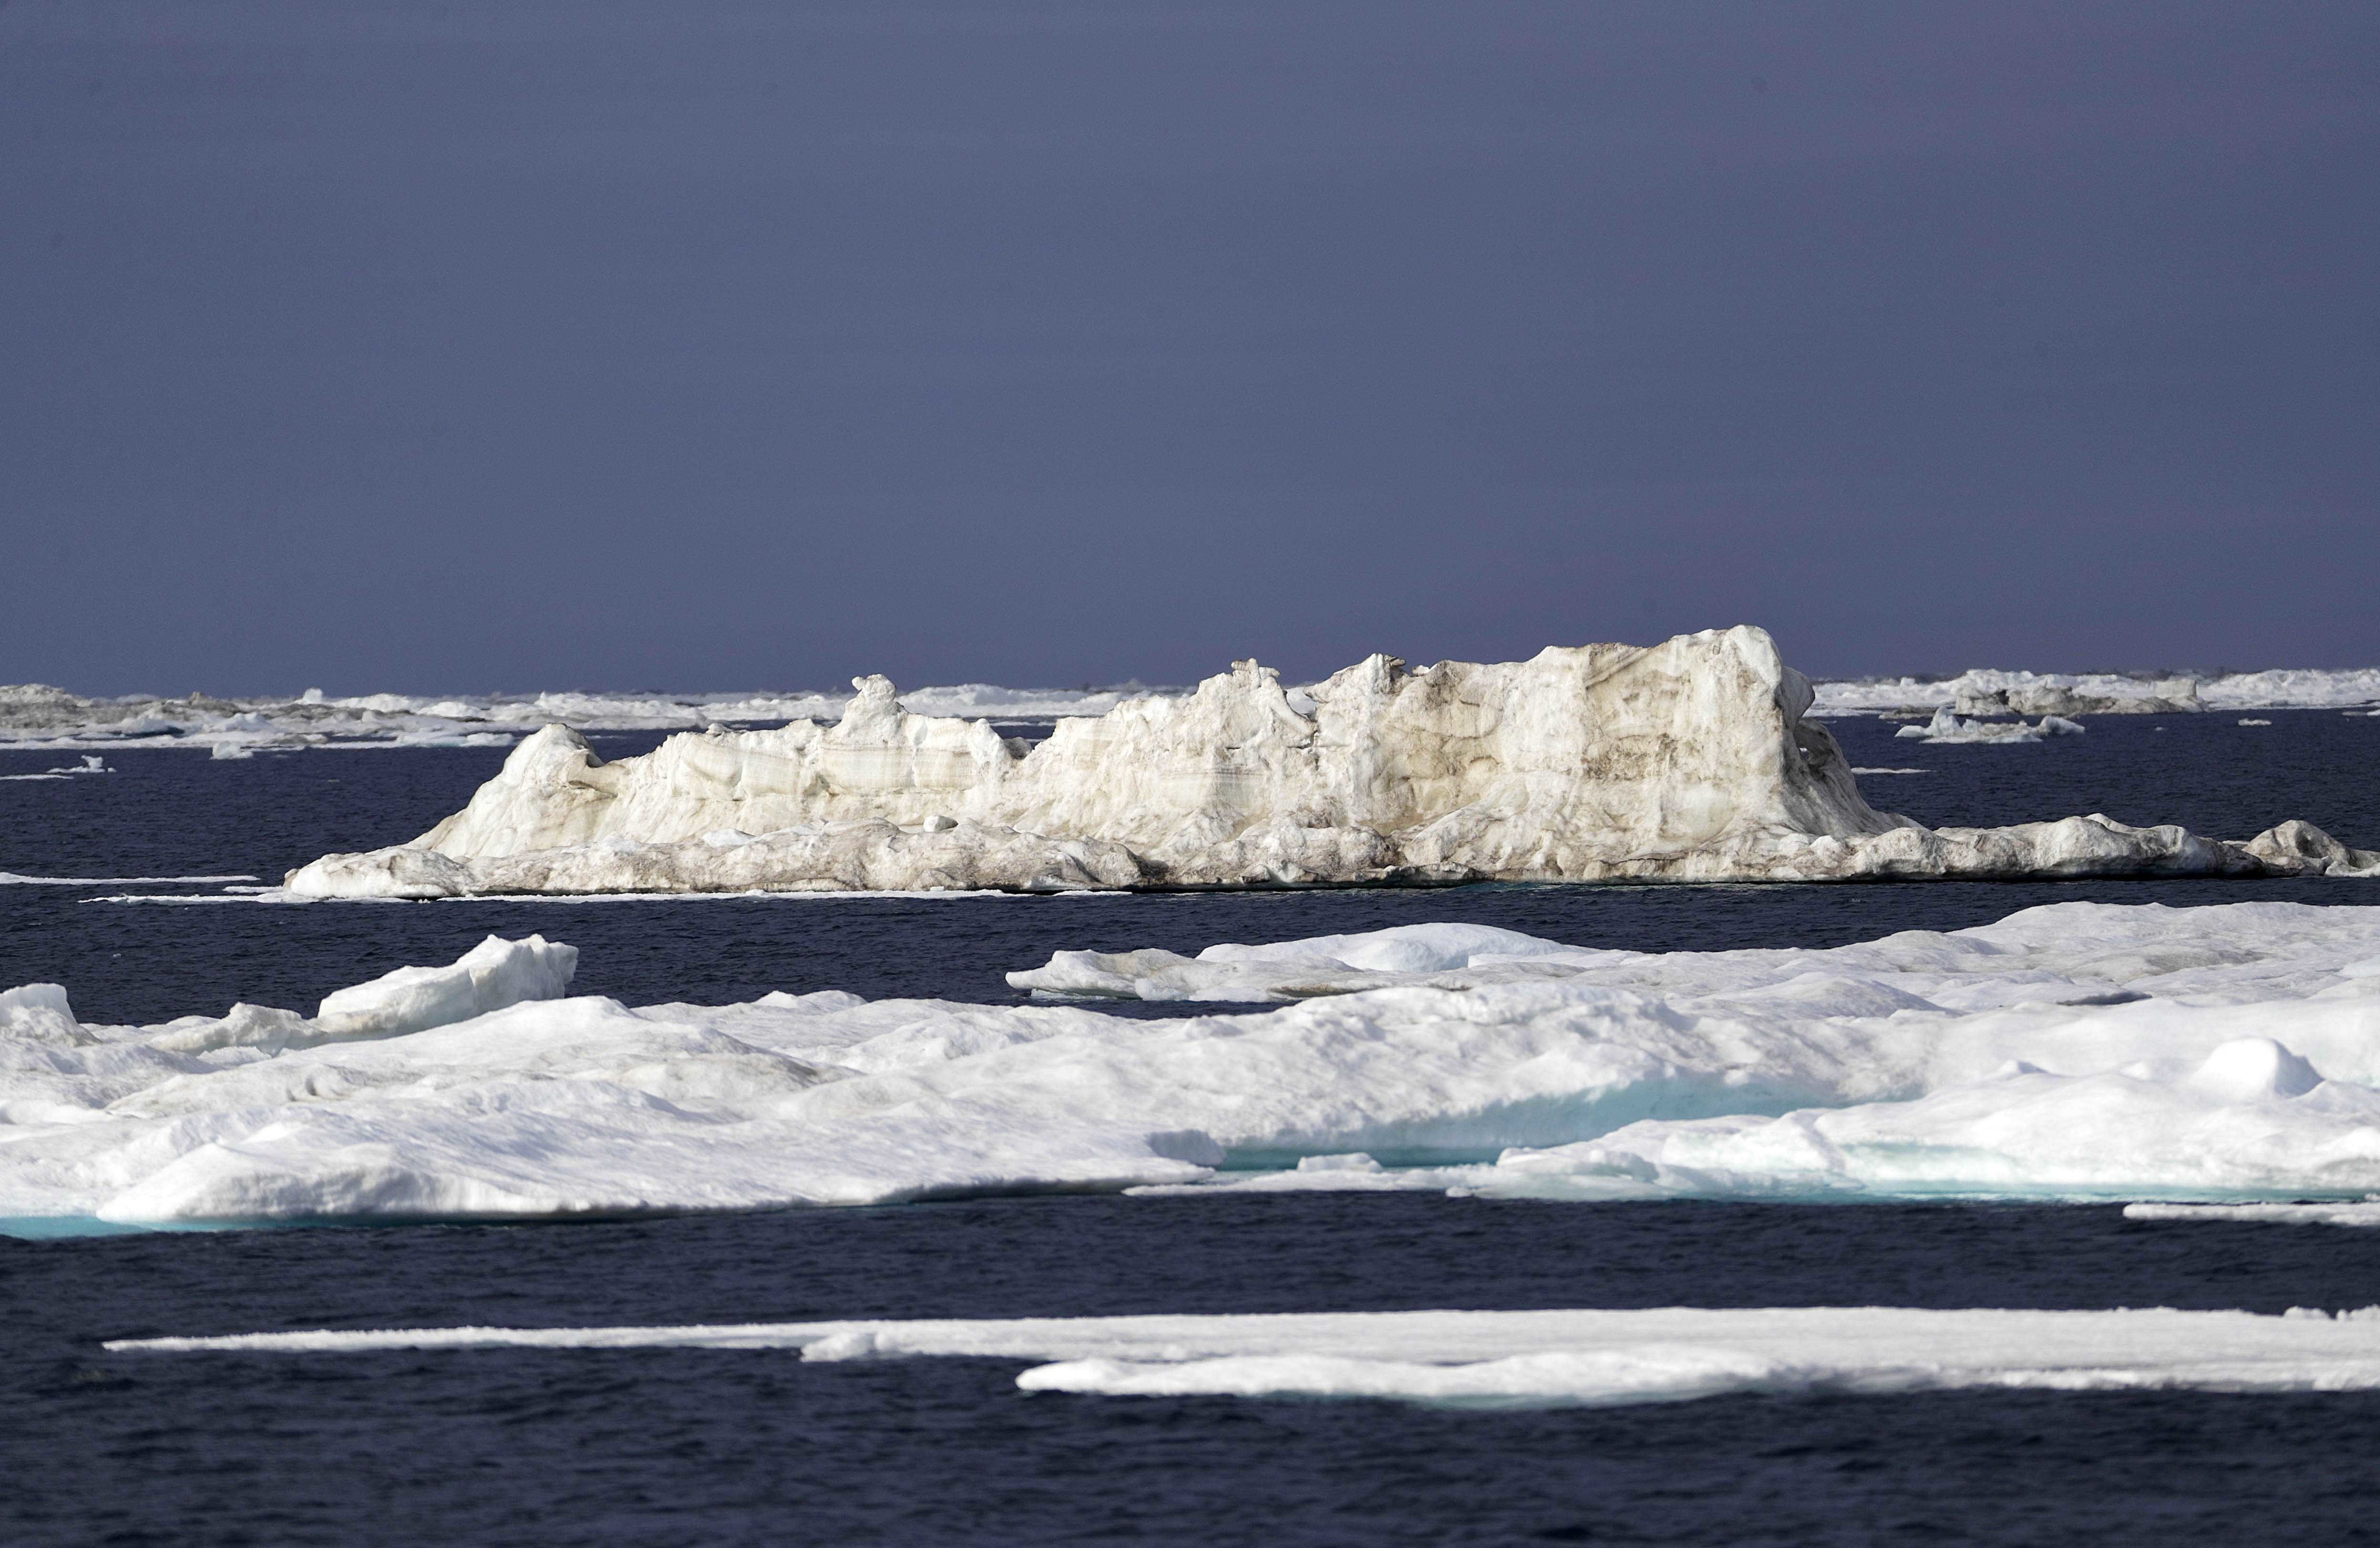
313;935;578;1041
1295;1153;1384;1173
2187;1037;2324;1102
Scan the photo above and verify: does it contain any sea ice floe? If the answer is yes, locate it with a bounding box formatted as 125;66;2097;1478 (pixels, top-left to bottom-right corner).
102;1306;2380;1411
2124;1202;2380;1227
1893;708;2085;743
0;755;113;781
280;628;2379;896
13;903;2380;1228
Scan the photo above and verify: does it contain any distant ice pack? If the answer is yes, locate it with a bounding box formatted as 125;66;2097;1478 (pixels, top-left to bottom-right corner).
10;654;2375;758
15;901;2380;1231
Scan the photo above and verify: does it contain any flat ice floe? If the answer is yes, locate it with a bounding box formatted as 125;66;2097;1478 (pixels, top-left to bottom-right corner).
103;1306;2380;1411
280;628;2380;896
12;902;2380;1229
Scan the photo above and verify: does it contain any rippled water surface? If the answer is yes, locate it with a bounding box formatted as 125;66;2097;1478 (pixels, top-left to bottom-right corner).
3;709;2378;1543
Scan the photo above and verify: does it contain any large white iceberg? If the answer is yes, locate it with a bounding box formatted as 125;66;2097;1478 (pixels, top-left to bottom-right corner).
14;902;2380;1228
282;627;2378;897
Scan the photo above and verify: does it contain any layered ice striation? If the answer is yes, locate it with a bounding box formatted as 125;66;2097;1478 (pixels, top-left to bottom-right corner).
103;1306;2380;1411
16;902;2380;1228
283;627;2378;896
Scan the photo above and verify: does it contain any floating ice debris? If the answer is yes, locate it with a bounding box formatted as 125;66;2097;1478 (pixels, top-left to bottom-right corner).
1849;767;1928;775
1893;708;2085;743
0;754;112;780
281;629;2377;896
2239;719;2275;727
16;903;2380;1228
101;1306;2380;1412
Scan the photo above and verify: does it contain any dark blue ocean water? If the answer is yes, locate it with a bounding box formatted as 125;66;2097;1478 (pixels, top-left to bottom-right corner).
4;708;2379;1544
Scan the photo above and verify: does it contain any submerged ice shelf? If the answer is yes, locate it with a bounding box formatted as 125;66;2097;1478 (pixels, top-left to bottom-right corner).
12;902;2380;1229
280;628;2380;896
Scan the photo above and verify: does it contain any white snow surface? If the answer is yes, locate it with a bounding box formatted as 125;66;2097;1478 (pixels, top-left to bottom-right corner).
15;903;2380;1229
103;1306;2380;1411
279;628;2376;895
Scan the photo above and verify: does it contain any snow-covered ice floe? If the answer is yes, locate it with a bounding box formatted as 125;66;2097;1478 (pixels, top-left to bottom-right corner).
280;627;2380;896
1893;708;2085;744
100;1306;2380;1411
16;902;2380;1229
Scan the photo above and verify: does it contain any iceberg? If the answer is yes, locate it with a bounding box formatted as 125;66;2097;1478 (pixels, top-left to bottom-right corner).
283;627;2377;897
103;1306;2380;1412
1892;708;2086;743
16;902;2380;1227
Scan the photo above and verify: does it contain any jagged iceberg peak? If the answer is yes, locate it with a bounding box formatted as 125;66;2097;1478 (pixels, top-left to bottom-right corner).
283;627;2380;898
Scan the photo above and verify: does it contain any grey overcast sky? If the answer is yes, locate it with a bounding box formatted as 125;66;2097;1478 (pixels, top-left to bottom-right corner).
4;1;2374;695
